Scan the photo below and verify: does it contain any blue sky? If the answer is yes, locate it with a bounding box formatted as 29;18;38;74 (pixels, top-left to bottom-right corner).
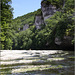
11;0;41;18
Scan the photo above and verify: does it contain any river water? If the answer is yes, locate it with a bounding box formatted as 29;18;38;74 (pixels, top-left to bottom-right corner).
0;50;75;75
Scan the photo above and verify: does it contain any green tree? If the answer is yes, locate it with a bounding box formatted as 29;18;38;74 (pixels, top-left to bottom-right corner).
1;0;13;50
17;29;33;50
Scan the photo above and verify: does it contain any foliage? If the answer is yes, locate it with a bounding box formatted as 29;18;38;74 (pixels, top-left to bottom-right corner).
42;0;74;9
41;0;64;8
1;0;74;50
1;0;13;50
35;9;42;16
45;9;74;43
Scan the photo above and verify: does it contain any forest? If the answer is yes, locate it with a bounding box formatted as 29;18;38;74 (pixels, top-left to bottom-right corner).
1;0;74;50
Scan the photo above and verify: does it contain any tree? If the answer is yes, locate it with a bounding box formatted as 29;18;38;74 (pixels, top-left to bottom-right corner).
1;0;13;50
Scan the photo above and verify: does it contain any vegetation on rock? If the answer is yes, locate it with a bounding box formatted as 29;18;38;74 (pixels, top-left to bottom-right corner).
1;0;74;50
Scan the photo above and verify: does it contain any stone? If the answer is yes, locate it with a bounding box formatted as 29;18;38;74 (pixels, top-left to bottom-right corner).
41;2;57;21
23;24;29;31
34;16;44;29
55;37;62;45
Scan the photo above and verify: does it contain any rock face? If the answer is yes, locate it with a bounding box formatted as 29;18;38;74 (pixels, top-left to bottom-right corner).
55;37;62;45
55;36;73;46
23;24;29;31
34;1;73;49
34;16;44;29
41;2;57;20
35;1;57;29
55;36;74;49
19;1;57;30
19;24;29;31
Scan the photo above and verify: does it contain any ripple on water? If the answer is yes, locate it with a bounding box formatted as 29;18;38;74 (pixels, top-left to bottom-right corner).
0;50;74;75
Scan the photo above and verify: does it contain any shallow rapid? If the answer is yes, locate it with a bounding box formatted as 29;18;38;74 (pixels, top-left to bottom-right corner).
0;50;74;75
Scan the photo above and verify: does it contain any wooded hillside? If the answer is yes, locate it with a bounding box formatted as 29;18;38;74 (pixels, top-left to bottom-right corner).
1;0;74;50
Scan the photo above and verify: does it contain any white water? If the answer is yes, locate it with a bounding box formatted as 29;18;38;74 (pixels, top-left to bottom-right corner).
0;50;74;75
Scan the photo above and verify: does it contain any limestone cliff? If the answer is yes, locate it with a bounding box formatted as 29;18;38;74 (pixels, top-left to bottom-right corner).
34;16;44;29
34;1;74;49
20;1;58;30
41;2;57;20
35;1;58;29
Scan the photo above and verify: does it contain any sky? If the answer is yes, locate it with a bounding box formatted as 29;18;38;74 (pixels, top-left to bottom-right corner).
11;0;41;19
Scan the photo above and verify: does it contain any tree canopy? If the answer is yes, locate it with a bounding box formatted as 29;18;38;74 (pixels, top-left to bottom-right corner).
1;0;13;49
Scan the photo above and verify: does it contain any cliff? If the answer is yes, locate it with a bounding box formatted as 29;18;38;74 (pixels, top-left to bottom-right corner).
34;1;74;50
35;1;57;29
41;2;57;20
11;0;74;50
34;15;44;29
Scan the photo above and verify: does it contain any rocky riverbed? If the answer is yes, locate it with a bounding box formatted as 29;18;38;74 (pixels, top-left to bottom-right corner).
0;50;75;75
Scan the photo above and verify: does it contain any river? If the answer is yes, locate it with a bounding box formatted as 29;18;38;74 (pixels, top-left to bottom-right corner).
0;50;75;75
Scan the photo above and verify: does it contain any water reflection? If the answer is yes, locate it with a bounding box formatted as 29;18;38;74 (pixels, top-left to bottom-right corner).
0;50;74;75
